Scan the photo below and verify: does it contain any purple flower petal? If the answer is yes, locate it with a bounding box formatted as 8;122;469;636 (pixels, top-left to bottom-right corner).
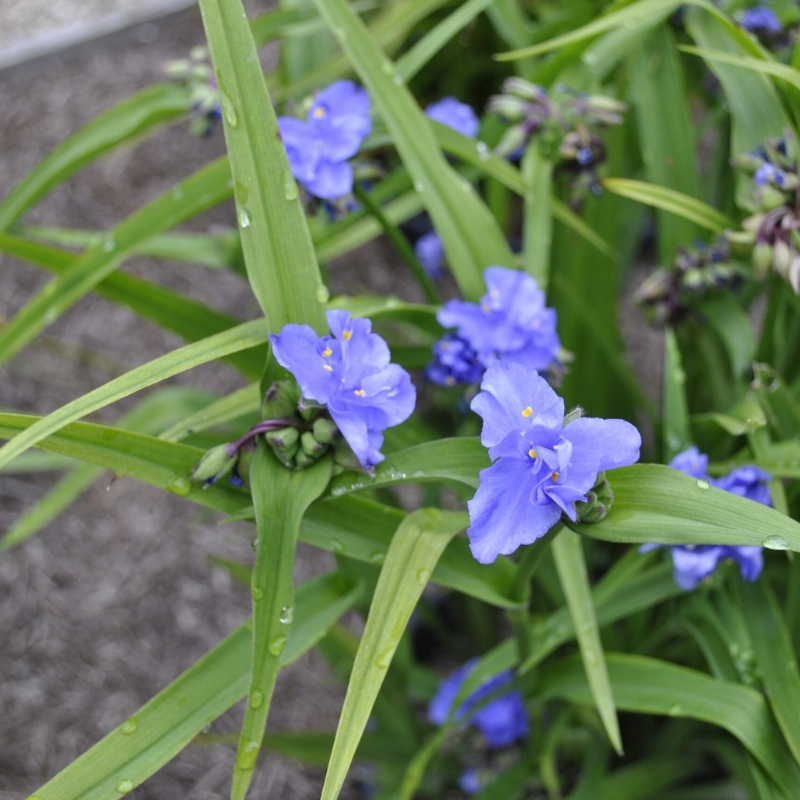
303;159;354;201
425;97;480;139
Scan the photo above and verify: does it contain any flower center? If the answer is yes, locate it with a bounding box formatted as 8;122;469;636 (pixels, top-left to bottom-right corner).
312;107;326;119
322;347;332;357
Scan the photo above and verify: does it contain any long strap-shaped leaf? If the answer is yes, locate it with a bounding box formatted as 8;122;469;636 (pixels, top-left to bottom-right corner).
0;319;270;472
539;653;800;797
552;528;622;753
521;144;554;290
199;0;326;332
232;447;332;800
320;508;467;800
0;157;234;367
30;571;361;800
310;0;514;301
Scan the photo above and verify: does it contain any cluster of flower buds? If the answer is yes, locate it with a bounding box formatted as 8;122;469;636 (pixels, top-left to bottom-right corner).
636;239;743;325
730;131;800;292
575;473;615;523
164;46;221;137
488;79;625;203
739;5;786;46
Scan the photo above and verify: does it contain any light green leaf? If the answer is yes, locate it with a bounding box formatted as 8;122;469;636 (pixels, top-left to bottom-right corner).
0;84;191;231
30;571;361;800
680;45;800;92
0;319;270;472
199;0;326;332
521;144;554;290
552;528;621;753
664;327;692;461
601;178;733;234
232;448;331;800
310;0;515;300
319;508;466;800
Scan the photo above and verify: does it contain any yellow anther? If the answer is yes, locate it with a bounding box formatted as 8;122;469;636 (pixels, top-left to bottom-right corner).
323;364;333;372
551;471;560;482
312;107;326;118
490;289;499;299
343;330;352;341
322;347;333;357
481;303;491;313
354;389;365;396
521;406;533;418
528;448;537;459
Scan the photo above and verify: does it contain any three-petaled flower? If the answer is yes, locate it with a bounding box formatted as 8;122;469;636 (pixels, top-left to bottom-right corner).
467;362;641;563
269;310;415;470
277;80;371;200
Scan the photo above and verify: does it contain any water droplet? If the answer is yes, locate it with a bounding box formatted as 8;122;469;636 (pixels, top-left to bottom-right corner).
116;780;135;794
393;73;404;86
102;234;116;253
44;307;58;325
237;738;260;769
329;539;345;554
374;648;394;669
381;60;393;75
250;689;265;708
696;479;710;490
330;486;346;497
764;535;790;550
315;284;330;303
460;179;472;192
120;717;138;735
251;539;258;552
251;585;264;600
667;703;683;716
476;141;490;162
414;180;424;193
237;206;251;229
582;51;598;66
268;634;288;655
165;476;191;496
220;92;239;127
279;605;294;624
369;551;385;565
415;567;431;585
283;171;299;201
171;187;184;201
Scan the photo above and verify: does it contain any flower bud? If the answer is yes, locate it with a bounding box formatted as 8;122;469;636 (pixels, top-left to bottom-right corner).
234;447;254;487
486;95;528;121
494;125;528;159
263;379;301;420
757;184;788;211
753;241;773;279
312;417;339;444
299;397;326;422
576;474;615;523
191;443;237;484
563;407;583;425
789;258;800;294
300;431;327;457
502;77;547;102
773;239;792;279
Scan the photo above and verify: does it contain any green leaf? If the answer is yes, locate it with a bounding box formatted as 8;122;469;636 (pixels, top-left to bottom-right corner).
310;0;515;300
0;157;234;367
30;570;361;800
736;577;800;768
319;508;465;800
539;653;800;797
521;145;554;290
601;178;733;234
664;327;692;461
571;464;800;551
232;448;332;800
680;44;800;92
552;528;621;753
199;0;327;332
0;319;270;472
0;84;191;231
0;233;266;381
700;294;756;379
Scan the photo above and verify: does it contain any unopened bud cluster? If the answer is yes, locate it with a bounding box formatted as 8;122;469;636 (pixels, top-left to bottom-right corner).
636;239;743;326
164;46;221;137
488;80;625;204
575;473;615;523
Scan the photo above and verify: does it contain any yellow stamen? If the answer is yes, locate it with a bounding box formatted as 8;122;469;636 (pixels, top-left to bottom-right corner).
312;107;326;118
481;303;491;313
354;389;365;396
528;448;537;459
521;406;533;418
323;364;333;372
343;330;352;341
322;347;332;357
551;471;560;482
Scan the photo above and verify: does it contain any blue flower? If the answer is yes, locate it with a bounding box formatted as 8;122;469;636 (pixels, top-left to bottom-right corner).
415;230;445;277
425;97;480;139
277;81;371;200
646;448;771;589
458;769;483;795
269;310;415;469
467;362;641;563
437;267;563;375
740;6;783;36
429;659;529;748
426;334;484;387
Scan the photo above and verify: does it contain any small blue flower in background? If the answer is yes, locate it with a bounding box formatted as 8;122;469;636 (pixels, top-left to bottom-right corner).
458;768;483;795
740;5;783;37
426;333;484;387
425;97;481;139
415;230;446;278
643;448;771;590
270;310;415;469
277;81;371;200
467;362;641;563
429;659;529;748
430;267;562;387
